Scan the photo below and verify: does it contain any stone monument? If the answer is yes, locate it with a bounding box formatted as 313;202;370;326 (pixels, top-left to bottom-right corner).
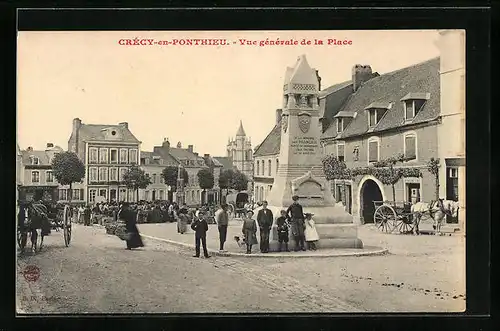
263;55;363;250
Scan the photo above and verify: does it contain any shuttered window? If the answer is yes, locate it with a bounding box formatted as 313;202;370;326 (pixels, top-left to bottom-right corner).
405;101;414;120
405;135;416;160
369;110;376;127
368;141;378;162
337;144;345;162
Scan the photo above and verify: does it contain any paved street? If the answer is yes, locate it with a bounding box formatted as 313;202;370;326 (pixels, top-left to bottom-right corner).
17;223;465;314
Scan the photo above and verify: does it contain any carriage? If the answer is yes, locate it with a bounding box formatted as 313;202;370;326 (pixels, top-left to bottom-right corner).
373;201;416;234
372;199;459;235
225;191;250;218
17;201;73;253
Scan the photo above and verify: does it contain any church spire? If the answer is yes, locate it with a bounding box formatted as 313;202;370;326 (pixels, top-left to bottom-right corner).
236;120;246;136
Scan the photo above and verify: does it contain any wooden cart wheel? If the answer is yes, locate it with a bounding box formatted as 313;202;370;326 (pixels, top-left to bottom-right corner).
63;205;72;247
397;214;415;234
374;205;397;233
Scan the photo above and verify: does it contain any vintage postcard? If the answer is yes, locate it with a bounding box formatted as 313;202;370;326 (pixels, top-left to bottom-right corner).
16;30;465;313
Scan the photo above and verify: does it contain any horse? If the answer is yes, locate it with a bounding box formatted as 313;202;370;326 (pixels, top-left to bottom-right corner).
410;199;460;235
17;202;51;253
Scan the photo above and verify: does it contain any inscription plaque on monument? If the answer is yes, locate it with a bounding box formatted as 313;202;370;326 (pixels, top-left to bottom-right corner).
291;136;318;155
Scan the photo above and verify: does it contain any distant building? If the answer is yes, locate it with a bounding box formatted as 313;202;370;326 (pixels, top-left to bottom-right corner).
67;118;141;203
139;139;221;205
19;143;64;202
226;121;254;193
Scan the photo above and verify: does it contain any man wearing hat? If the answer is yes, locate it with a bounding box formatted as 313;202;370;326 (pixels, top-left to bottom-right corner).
286;195;306;251
256;200;273;253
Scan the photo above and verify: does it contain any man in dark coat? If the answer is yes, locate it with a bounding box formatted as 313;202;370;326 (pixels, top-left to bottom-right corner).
191;211;210;258
120;202;144;250
83;205;91;226
257;200;273;253
286;195;306;251
215;204;229;252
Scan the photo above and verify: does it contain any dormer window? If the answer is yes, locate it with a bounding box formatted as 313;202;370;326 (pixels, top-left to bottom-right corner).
337;118;343;133
365;102;390;128
401;93;430;121
30;156;39;165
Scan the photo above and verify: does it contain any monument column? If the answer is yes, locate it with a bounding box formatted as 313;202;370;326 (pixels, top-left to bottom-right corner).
264;55;363;250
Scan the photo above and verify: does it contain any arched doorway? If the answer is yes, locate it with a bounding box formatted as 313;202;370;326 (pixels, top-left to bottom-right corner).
360;179;383;223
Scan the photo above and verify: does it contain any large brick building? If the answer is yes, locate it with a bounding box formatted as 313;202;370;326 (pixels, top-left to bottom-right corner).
67;118;141;203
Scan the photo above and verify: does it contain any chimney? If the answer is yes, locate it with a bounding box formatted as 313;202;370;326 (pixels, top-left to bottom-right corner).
72;118;81;154
187;144;194;153
46;143;54;148
194;152;199;157
27;146;33;152
119;122;128;129
204;153;210;158
177;141;182;148
352;64;373;92
161;139;170;154
315;69;322;91
276;109;283;125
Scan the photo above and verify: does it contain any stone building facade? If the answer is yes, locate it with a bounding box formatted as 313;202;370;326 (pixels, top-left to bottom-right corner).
67;118;141;203
19;143;64;202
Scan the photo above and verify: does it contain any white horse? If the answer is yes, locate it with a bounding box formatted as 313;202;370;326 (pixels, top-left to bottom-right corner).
411;199;460;235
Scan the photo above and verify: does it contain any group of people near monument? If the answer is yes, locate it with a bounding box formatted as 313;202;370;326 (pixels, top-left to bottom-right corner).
239;196;319;254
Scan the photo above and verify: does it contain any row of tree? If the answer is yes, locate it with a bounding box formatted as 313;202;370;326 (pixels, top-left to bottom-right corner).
50;151;249;203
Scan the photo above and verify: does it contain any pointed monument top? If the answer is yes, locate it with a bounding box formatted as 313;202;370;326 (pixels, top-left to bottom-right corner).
236;120;246;136
284;54;319;87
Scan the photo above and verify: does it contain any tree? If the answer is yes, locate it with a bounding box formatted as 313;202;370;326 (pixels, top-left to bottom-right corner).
197;168;215;205
427;157;440;200
51;152;85;203
123;165;151;202
218;169;235;190
162;165;189;192
231;170;249;192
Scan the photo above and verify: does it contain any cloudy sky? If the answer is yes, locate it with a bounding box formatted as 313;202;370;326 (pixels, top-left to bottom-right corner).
17;30;440;156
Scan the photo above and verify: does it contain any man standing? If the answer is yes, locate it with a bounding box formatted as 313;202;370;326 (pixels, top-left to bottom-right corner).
191;211;210;258
286;195;306;251
257;200;273;253
215;204;229;252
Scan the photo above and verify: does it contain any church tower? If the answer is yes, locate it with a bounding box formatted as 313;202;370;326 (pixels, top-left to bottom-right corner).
227;120;254;192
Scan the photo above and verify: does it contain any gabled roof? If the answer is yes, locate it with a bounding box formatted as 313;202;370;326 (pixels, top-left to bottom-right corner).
334;111;356;118
79;124;140;143
253;121;281;157
140;151;179;166
286;55;318;86
324;57;440;139
168;147;205;161
21;150;54;165
213;157;235;170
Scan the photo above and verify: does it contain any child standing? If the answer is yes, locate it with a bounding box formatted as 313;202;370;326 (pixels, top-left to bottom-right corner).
276;210;290;252
304;212;319;250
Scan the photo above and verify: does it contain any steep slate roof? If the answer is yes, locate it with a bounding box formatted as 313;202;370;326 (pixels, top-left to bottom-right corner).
253;122;282;157
213;157;235;170
168;147;205;161
140;151;179;165
21;147;62;165
318;80;352;98
79;124;140;143
324;57;440;139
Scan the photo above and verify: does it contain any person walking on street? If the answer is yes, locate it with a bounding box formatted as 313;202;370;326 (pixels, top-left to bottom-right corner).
177;206;188;234
83;205;91;226
276;209;290;252
286;195;306;251
191;211;210;258
257;200;273;253
304;212;319;250
120;202;145;250
242;210;258;254
215;204;229;252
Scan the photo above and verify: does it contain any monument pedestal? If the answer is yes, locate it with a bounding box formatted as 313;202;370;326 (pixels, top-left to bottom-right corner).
254;54;363;252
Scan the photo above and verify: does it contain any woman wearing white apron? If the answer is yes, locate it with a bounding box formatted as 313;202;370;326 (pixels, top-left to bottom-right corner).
304;212;319;250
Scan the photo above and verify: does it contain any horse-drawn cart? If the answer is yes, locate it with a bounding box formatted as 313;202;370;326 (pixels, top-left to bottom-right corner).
17;202;73;254
373;200;416;234
373;199;460;235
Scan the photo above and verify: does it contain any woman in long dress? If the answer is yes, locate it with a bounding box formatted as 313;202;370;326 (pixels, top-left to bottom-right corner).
177;207;188;234
304;212;319;250
120;202;144;250
241;210;258;254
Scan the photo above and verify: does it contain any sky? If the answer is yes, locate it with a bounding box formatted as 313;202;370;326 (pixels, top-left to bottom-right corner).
17;30;440;156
